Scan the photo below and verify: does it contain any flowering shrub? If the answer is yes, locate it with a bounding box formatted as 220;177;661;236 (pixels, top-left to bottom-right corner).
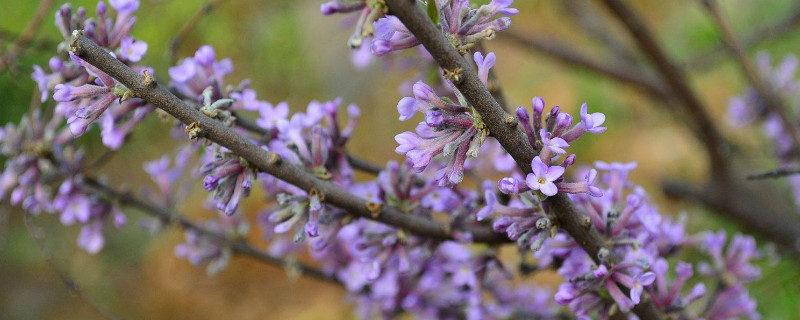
4;0;798;319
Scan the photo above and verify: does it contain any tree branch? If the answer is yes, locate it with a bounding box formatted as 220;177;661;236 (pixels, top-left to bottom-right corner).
23;215;123;320
81;177;340;284
747;167;800;180
500;30;667;98
69;32;508;244
686;2;800;71
168;0;229;64
383;1;663;318
600;0;730;181
662;179;800;251
0;0;55;75
702;0;800;151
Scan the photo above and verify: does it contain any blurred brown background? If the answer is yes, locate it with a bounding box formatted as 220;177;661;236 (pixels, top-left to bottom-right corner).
1;0;799;319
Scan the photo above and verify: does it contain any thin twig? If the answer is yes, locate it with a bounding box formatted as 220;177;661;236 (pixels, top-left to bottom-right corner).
382;2;663;319
23;215;123;320
80;177;339;284
0;0;55;75
686;2;800;70
233;112;389;177
747;167;800;180
346;153;384;176
70;32;508;244
661;179;800;251
702;0;800;152
168;0;229;64
600;0;730;182
499;30;667;98
560;0;641;66
87;149;118;171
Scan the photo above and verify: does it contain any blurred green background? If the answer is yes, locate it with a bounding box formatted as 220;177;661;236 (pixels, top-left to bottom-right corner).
1;0;799;319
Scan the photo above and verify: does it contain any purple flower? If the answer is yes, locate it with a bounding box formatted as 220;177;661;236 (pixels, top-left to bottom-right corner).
525;156;564;196
497;176;528;194
370;2;514;56
320;1;365;15
473;52;496;86
580;103;606;134
109;0;140;15
540;129;569;154
201;156;254;216
489;0;519;15
119;37;147;62
77;223;105;254
256;101;289;129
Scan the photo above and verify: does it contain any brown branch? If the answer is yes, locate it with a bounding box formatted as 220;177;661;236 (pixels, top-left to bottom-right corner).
0;0;55;75
169;0;229;64
662;179;800;251
233;112;386;177
702;0;800;151
499;30;667;98
69;32;508;244
599;0;730;182
560;0;641;66
383;1;663;319
81;177;339;284
23;215;123;320
747;167;800;180
346;153;384;176
686;2;800;71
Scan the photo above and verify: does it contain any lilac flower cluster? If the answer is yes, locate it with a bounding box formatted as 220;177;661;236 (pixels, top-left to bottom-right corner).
0;110;125;254
394;53;503;186
372;0;516;55
33;0;153;149
3;0;775;319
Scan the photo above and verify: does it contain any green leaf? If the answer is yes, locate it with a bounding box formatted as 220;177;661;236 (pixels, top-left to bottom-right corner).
427;1;439;24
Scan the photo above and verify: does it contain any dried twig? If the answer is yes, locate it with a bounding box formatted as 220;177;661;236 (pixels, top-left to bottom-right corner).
0;0;55;75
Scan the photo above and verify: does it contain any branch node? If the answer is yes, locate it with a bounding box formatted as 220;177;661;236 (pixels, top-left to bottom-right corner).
268;153;282;166
142;69;156;87
581;216;592;229
309;188;325;202
504;114;517;127
68;30;85;55
442;67;462;83
185;122;204;140
366;201;383;218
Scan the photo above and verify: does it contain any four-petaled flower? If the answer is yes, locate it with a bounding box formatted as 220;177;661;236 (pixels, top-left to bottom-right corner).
525;156;564;196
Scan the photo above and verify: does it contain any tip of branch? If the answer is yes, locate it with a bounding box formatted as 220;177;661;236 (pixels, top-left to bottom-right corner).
366;201;383;218
68;30;85;55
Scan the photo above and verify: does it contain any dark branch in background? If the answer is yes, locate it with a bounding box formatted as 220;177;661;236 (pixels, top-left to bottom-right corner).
598;0;800;253
600;0;730;181
70;33;508;244
346;153;384;176
23;215;123;320
662;179;800;252
0;28;59;52
500;30;667;98
168;0;228;64
747;167;800;180
80;177;339;284
383;1;663;319
703;0;800;151
687;2;800;71
0;0;54;75
560;0;641;66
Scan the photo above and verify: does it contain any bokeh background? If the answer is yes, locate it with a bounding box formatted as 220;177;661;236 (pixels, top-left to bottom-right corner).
2;0;800;319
